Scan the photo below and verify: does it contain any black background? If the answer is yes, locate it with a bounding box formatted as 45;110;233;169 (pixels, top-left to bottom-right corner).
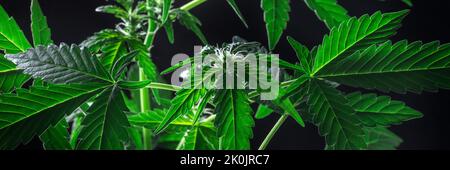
2;0;450;150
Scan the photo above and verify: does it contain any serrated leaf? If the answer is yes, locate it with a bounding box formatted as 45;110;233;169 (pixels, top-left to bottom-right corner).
111;51;139;79
317;41;450;94
5;44;113;84
364;126;402;150
347;92;422;126
304;0;350;29
31;0;53;46
306;79;366;150
0;55;29;92
261;0;290;50
39;118;72;150
154;88;207;134
287;36;311;73
0;84;107;149
77;86;130;150
100;39;127;71
255;104;274;119
118;80;151;90
312;10;409;75
176;10;208;45
214;90;254;150
176;124;218;150
0;4;32;53
226;0;249;28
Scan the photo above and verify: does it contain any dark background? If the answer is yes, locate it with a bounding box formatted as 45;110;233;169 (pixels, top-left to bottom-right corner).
2;0;449;150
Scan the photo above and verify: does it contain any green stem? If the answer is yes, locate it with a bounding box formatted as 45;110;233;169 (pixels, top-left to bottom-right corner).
180;0;207;11
140;0;159;150
258;114;289;150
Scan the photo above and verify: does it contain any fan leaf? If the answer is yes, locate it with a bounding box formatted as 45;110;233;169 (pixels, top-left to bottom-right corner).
77;86;130;150
364;126;402;150
31;0;53;46
347;92;423;126
39;118;72;150
304;0;350;29
261;0;290;50
0;84;107;149
214;90;254;150
312;10;409;75
317;41;450;93
0;4;32;53
306;79;366;150
5;44;113;84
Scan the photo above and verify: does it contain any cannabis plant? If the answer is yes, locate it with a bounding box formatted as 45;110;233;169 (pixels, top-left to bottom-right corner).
0;0;448;150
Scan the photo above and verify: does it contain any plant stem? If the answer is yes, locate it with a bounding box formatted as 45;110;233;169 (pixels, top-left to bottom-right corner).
180;0;207;11
258;114;289;150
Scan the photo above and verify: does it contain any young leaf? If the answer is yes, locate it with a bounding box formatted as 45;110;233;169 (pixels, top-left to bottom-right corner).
364;126;403;150
287;36;311;73
0;84;107;149
176;10;208;45
304;0;350;29
31;0;53;46
0;4;32;53
5;44;113;84
39;118;72;150
161;0;172;24
214;90;254;150
255;104;274;119
261;0;290;50
226;0;249;28
306;80;366;150
77;86;130;150
312;10;409;75
347;92;423;127
316;41;450;94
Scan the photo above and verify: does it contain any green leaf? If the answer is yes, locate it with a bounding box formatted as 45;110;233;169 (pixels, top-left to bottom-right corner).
111;51;139;80
306;79;366;150
401;0;413;7
214;90;254;150
287;36;311;73
77;86;130;150
304;0;350;29
364;126;402;150
31;0;53;46
69;114;84;149
274;97;305;127
164;21;175;44
154;88;207;134
255;104;274;119
0;84;107;149
100;39;127;71
95;5;128;19
176;10;208;45
312;10;409;75
347;92;422;127
316;41;450;94
176;124;218;150
5;44;113;84
261;0;290;50
226;0;249;28
39;118;72;150
0;4;32;53
0;55;29;92
161;0;172;24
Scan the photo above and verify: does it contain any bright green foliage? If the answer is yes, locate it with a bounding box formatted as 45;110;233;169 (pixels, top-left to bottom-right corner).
306;80;366;150
261;0;290;50
40;119;72;150
176;10;208;45
77;86;130;150
304;0;350;29
155;88;207;134
31;0;53;46
0;84;106;149
226;0;249;28
100;39;127;71
347;92;423;126
316;41;450;94
214;90;254;150
0;4;32;53
0;55;28;92
161;0;172;24
312;10;409;75
6;44;113;84
287;36;312;73
364;127;402;150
